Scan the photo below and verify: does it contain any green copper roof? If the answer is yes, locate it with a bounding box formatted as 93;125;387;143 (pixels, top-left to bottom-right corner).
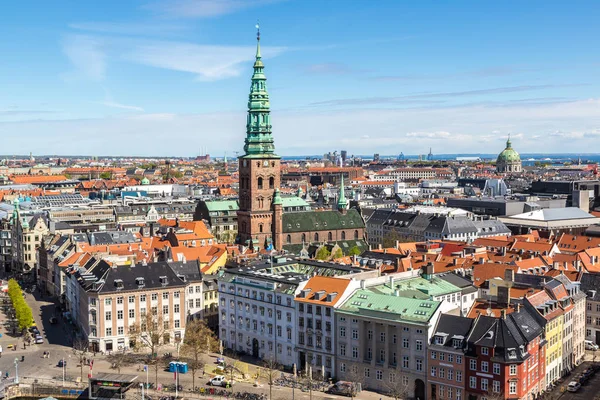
141;177;150;185
243;25;279;159
338;289;441;323
204;200;239;212
497;138;521;163
282;209;364;233
337;174;347;210
369;276;460;299
281;196;309;209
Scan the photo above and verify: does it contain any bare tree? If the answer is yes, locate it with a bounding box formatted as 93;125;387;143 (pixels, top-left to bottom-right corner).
261;357;282;400
130;311;168;386
72;338;89;382
223;351;244;388
342;365;364;400
180;319;217;390
383;373;411;400
107;350;133;374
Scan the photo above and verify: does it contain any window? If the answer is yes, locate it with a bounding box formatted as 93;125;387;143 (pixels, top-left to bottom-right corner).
151;293;157;301
314;233;319;242
456;371;462;382
380;332;386;342
431;351;437;359
340;327;346;337
174;291;180;299
364;368;370;378
509;381;517;394
163;305;169;315
509;365;517;376
129;309;134;319
493;380;500;393
117;297;123;305
470;359;477;370
105;298;112;306
481;347;488;355
481;361;489;373
448;369;453;381
493;363;500;375
128;296;135;303
376;370;383;381
269;177;274;189
258;177;263;189
340;363;346;373
368;330;373;340
352;329;358;339
117;310;123;320
286;235;291;244
470;377;477;389
352;347;358;359
340;344;346;356
439;368;445;379
140;294;146;302
456;355;462;364
163;292;169;300
174;304;180;313
402;356;409;368
402;338;409;348
415;359;422;371
117;326;124;335
431;367;437;377
379;349;385;362
105;311;112;321
175;319;180;328
106;327;112;336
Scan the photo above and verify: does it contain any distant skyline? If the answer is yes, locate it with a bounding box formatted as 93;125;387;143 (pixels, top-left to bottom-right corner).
1;0;599;156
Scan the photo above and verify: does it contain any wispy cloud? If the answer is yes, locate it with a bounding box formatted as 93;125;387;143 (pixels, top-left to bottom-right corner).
143;0;282;18
126;41;287;81
69;22;189;37
370;65;543;82
62;35;107;81
100;101;144;112
302;63;362;75
310;84;584;106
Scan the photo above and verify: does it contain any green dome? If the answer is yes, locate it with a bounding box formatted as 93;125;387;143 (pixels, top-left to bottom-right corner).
497;138;521;163
141;177;150;185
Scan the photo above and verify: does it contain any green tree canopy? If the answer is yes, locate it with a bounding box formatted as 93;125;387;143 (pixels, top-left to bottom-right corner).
315;247;331;261
348;246;361;256
7;279;33;331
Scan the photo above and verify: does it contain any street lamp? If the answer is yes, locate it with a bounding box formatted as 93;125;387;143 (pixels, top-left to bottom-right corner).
140;383;144;400
14;357;19;384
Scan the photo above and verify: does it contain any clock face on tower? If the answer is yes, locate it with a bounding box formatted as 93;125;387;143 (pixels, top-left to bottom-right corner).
263;160;269;166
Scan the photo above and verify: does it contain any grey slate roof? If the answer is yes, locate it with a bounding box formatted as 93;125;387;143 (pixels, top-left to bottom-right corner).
432;314;474;347
97;262;186;294
580;273;600;301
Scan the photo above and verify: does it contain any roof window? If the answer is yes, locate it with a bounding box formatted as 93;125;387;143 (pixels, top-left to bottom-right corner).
135;277;145;287
114;279;124;290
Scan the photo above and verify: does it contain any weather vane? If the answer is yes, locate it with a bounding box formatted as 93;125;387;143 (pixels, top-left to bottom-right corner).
256;21;260;41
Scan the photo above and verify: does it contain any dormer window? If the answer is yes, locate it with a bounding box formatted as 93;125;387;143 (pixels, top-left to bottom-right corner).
114;279;124;290
507;348;517;359
434;336;445;345
177;274;186;282
136;277;145;287
159;276;168;286
453;338;462;348
481;347;489;356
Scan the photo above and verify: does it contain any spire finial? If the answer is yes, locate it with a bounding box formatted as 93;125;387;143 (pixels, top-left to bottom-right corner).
507;133;512;148
255;21;261;59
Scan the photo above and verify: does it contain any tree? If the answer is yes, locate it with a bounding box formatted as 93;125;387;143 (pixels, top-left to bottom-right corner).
72;338;89;382
130;311;168;386
384;374;411;400
315;247;331;261
7;279;33;332
332;248;344;260
107;350;133;374
343;366;364;400
261;357;282;400
348;246;361;256
382;230;414;248
181;319;217;390
217;230;236;245
99;172;112;179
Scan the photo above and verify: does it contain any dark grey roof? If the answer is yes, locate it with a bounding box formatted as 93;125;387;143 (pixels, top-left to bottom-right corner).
426;216;478;235
98;262;186;294
432;314;473;347
438;273;476;290
580;273;600;301
167;260;202;283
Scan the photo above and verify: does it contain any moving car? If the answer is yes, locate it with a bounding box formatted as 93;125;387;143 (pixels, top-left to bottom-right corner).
567;381;581;392
585;340;599;351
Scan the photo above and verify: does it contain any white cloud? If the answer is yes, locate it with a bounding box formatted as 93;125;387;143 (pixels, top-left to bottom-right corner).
100;101;145;112
69;22;188;36
125;41;287;81
62;35;107;81
143;0;281;18
3;99;600;156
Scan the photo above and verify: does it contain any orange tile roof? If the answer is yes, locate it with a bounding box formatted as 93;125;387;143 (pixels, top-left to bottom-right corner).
467;300;515;319
295;276;352;306
472;263;519;287
10;175;68;183
556;233;600;253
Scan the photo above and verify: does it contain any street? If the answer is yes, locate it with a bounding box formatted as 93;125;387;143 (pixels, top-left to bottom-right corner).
0;290;393;400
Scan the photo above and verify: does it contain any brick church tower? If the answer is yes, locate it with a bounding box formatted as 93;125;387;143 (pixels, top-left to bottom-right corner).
237;24;281;250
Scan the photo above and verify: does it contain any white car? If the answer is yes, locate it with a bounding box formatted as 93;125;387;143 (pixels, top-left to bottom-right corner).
585;340;599;351
567;381;581;392
208;375;233;387
35;335;43;344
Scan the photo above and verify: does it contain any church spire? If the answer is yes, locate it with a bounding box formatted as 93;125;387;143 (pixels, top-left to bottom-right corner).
243;23;278;158
337;174;348;211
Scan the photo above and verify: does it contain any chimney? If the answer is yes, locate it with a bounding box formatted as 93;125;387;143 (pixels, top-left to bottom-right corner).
378;244;383;250
453;258;458;266
515;303;521;313
422;254;427;262
388;275;395;289
394;289;400;297
504;268;514;282
360;280;366;290
500;309;507;319
396;257;402;272
575;259;581;271
501;247;507;256
497;286;511;307
479;257;485;264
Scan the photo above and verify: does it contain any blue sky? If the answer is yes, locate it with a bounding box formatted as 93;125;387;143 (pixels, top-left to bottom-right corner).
0;0;599;156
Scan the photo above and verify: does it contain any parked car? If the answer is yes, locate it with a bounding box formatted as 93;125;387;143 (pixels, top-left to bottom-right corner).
326;381;360;397
585;340;599;351
35;335;43;344
567;381;581;392
208;375;233;387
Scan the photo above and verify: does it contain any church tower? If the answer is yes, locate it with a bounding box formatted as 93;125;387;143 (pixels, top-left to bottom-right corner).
237;24;281;249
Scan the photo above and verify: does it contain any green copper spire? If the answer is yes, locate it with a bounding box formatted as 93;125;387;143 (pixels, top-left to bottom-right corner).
337;174;347;210
243;23;278;158
272;188;283;206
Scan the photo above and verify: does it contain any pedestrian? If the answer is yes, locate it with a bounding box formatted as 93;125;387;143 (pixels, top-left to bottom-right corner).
0;344;3;358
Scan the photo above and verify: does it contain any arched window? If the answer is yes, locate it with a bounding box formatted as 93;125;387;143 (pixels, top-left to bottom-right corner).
354;230;359;239
269;177;275;189
314;233;319;242
258;177;263;189
328;232;332;241
301;233;306;243
241;222;247;233
259;224;263;233
341;231;346;240
286;235;291;244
